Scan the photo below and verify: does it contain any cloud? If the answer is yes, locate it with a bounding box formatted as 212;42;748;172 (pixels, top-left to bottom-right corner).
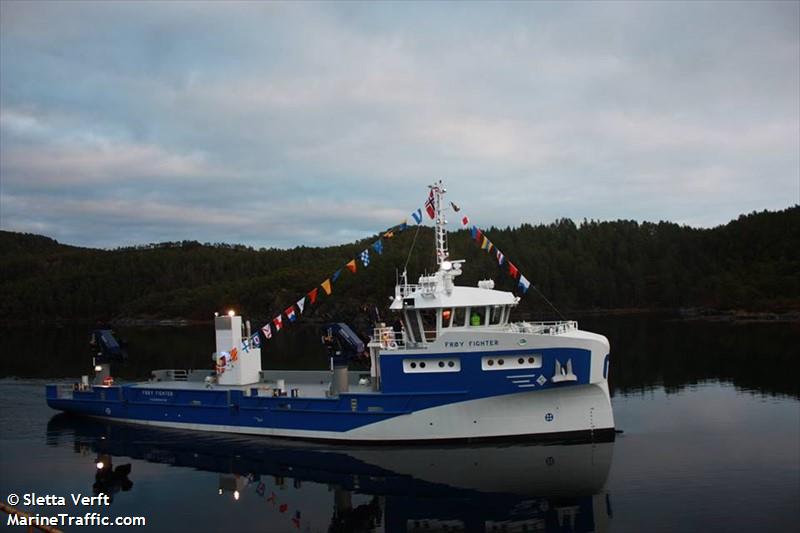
0;1;797;248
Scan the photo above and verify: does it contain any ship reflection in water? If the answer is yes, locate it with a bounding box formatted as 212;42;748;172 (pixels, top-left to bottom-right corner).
47;414;614;533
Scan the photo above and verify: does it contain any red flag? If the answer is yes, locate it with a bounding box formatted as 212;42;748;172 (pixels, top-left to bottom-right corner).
307;287;318;305
346;259;357;273
273;315;283;332
461;215;469;227
425;189;435;219
508;262;519;279
475;228;483;243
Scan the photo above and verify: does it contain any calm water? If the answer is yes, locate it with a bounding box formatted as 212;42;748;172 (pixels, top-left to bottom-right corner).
1;317;798;532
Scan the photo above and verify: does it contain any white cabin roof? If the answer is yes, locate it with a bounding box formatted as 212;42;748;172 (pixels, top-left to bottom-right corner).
394;285;517;310
390;279;518;311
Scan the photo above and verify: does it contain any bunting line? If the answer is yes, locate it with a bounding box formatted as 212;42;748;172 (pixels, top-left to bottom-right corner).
219;189;459;362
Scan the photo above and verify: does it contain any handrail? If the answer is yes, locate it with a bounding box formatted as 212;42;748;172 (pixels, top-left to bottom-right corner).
508;320;578;334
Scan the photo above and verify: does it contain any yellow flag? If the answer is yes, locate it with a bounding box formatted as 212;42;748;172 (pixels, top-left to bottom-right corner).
384;230;394;239
321;279;332;295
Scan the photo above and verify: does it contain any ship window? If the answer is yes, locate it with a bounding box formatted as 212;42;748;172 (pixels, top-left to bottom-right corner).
405;311;421;344
470;307;485;327
403;358;461;373
453;307;466;327
490;306;504;325
482;354;542;371
420;309;437;341
441;308;454;328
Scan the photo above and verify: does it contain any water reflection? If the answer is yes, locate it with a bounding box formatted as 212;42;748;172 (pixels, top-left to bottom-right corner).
47;414;614;533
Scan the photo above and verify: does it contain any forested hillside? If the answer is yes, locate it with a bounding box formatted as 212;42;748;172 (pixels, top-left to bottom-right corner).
1;206;797;323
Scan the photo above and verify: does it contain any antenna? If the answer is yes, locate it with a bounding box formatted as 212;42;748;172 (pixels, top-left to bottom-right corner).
430;180;449;266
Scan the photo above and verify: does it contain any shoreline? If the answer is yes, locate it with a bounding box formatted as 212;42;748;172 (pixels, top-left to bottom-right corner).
2;307;799;327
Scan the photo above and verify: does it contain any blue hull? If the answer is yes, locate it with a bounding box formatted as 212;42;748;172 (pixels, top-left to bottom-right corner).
47;347;613;442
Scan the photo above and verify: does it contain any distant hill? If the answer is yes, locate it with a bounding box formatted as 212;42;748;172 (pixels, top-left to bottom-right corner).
1;206;798;322
0;231;80;257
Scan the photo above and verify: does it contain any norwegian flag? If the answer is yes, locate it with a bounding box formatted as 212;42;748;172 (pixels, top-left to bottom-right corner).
425;189;435;219
261;324;272;339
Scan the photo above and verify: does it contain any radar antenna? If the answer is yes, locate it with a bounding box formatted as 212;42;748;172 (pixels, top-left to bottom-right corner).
430;180;449;266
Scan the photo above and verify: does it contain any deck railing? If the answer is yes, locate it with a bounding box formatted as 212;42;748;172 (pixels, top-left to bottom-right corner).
150;369;212;382
508;320;579;335
370;321;578;351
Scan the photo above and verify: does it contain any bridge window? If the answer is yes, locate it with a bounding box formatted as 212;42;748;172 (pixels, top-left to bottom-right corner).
469;306;486;327
453;307;466;327
490;306;504;325
420;309;437;342
441;308;454;328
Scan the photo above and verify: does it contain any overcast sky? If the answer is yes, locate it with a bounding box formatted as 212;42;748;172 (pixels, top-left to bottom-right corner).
1;1;798;249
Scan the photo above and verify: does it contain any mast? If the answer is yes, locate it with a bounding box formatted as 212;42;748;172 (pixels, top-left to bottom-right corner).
431;180;448;266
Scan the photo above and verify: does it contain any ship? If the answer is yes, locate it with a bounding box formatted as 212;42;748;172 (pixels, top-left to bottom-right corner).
47;182;615;443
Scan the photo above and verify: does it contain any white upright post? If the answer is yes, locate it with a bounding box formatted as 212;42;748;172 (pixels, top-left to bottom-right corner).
215;315;262;386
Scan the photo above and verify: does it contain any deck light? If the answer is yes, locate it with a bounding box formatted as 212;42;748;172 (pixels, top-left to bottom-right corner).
96;461;104;470
227;309;235;317
94;365;102;372
233;490;240;501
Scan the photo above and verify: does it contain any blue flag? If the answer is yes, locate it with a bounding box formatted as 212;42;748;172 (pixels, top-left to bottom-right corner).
332;269;342;283
518;274;531;294
372;239;383;255
360;249;370;267
411;208;423;224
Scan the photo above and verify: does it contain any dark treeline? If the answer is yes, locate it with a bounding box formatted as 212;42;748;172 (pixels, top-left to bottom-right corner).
0;206;797;322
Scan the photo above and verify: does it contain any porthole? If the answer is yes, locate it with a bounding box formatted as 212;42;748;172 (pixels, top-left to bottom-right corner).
483;354;541;371
404;358;460;373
